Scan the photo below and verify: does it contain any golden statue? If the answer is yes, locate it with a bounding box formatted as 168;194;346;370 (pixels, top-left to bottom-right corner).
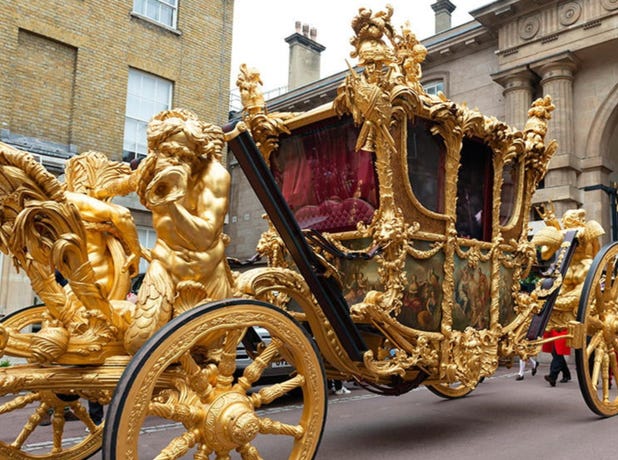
533;203;604;327
122;108;234;353
64;152;141;300
236;63;265;116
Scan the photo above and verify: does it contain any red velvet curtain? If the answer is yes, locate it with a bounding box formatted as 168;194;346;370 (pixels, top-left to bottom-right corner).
272;116;378;231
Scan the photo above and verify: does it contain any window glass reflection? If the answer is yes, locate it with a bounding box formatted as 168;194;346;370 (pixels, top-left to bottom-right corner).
406;118;445;213
500;161;519;226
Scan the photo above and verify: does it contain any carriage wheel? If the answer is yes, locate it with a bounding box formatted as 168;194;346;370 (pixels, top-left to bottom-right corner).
0;303;47;330
426;381;477;399
575;242;618;417
0;305;104;459
103;299;327;459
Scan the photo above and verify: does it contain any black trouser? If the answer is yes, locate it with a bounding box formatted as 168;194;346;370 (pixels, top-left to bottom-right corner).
549;346;571;380
88;401;104;424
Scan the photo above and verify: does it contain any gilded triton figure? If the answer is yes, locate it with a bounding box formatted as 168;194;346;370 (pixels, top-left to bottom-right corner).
123;108;234;353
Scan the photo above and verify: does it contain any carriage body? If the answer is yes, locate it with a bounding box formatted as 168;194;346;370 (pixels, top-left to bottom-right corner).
230;29;558;392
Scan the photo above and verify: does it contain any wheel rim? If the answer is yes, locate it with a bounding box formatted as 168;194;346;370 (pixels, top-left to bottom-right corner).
0;305;104;459
426;381;476;399
104;300;327;459
575;242;618;417
0;304;47;331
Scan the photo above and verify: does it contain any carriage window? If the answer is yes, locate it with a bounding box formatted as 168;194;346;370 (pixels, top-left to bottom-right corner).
456;139;493;241
500;160;520;226
406;118;445;213
271;116;378;233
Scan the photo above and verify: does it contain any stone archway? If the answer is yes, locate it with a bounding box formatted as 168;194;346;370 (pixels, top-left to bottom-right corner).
582;83;618;241
585;82;618;174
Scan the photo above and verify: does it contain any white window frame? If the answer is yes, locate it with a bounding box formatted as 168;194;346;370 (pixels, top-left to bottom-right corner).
123;68;173;163
137;227;157;274
132;0;178;29
424;79;445;96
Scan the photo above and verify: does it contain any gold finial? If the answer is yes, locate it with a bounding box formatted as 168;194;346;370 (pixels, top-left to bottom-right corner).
236;63;265;115
350;5;396;66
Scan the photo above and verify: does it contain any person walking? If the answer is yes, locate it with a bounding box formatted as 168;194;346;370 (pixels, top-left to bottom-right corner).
543;329;571;387
515;356;539;381
328;379;351;395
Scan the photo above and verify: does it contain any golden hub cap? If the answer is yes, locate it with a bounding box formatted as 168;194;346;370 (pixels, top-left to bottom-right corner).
204;392;259;451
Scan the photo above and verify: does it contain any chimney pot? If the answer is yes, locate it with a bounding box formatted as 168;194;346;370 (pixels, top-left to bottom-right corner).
285;22;325;90
431;0;457;34
295;21;301;33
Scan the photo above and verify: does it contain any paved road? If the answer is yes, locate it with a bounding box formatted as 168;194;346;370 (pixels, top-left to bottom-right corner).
4;363;617;459
316;366;611;460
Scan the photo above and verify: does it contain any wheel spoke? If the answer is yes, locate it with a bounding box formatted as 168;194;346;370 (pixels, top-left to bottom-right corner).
258;416;305;439
149;400;201;426
237;442;261;460
591;344;605;391
237;338;285;390
586;330;603;357
12;404;49;448
194;444;212;459
601;352;611;403
217;329;245;386
153;430;199;460
178;353;217;401
51;410;66;453
249;374;304;407
606;258;618;299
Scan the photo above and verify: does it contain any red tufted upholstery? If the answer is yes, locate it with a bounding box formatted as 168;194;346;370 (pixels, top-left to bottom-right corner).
295;198;375;232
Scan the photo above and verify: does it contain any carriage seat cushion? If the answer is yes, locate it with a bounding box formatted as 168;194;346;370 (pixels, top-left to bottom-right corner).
295;197;375;232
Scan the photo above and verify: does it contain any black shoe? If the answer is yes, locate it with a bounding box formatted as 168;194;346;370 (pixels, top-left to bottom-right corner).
532;362;539;376
64;410;79;422
39;413;51;426
516;375;524;381
560;377;571;383
544;375;556;387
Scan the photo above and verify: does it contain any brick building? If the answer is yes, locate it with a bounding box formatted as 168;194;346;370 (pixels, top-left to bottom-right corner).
0;0;234;315
226;0;618;258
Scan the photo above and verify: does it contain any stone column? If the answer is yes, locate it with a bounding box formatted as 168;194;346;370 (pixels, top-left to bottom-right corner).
492;67;537;130
531;52;581;216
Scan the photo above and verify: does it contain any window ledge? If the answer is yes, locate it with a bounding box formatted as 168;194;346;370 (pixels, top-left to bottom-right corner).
130;12;182;36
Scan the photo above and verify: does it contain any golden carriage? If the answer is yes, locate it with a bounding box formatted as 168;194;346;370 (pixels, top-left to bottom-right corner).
1;5;617;459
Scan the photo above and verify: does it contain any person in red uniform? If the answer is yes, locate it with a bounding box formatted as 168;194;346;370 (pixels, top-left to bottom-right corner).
543;329;571;386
